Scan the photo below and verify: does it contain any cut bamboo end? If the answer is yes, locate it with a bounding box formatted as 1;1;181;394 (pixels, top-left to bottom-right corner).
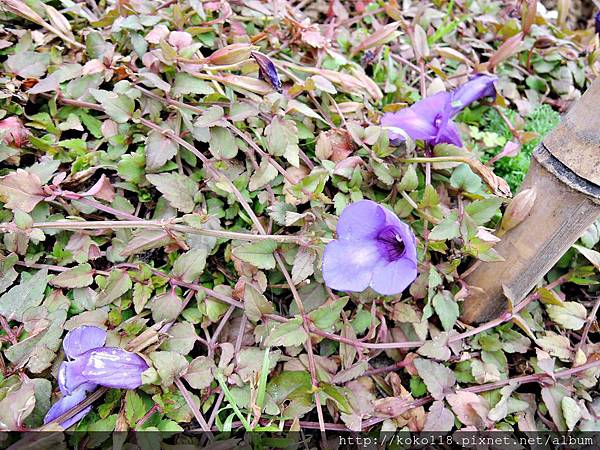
461;145;600;324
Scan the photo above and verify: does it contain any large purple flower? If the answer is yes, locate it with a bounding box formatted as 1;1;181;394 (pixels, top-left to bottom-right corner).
322;200;418;295
381;74;497;147
43;326;148;428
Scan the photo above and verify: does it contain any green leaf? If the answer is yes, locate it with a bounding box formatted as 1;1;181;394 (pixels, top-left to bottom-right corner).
172;249;207;283
413;358;456;401
429;212;460;241
23;378;51;428
146;173;198;213
265;117;300;166
145;129;178;171
561;396;581;431
160;322;198;355
194;105;225;128
209;127;238;159
0;381;36;430
450;164;481;193
149;351;189;387
50;263;94;288
95;270;132;307
249;158;278;191
125;391;146;427
573;244;600;270
244;284;274;323
546;302;587;330
291;247;315;284
183;356;216;389
308;298;349;330
265;317;308;347
90;89;134;123
0;269;48;322
432;291;459;331
151;290;183;323
133;282;153;313
232;240;278;270
172;73;214;96
465;197;502;225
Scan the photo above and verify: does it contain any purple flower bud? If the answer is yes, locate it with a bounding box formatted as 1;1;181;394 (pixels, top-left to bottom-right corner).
448;74;497;116
322;200;418;295
251;51;282;93
381;74;497;147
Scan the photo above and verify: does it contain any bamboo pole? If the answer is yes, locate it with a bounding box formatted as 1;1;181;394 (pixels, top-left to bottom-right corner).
461;78;600;323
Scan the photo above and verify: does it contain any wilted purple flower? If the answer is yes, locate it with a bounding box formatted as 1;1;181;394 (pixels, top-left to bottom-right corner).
322;200;418;295
251;51;282;93
43;326;148;428
381;74;497;147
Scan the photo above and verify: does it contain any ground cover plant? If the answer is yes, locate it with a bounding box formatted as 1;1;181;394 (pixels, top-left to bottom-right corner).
1;0;600;444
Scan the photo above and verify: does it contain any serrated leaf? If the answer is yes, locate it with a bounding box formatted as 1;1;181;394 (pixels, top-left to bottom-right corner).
149;351;189;387
133;282;153;313
0;381;36;431
432;291;459;331
429;212;460;241
291;248;315;284
160;322;198;355
265;318;308;347
145;129;178;171
172;249;207;283
50;263;94;288
90;89;134;123
249;158;278;191
0;269;48;322
146;173;197;213
96;270;131;307
209;127;238;159
183;356;216;389
244;284;274;323
413;358;456;400
546;302;587;330
0;169;45;212
562;397;582;431
308;297;349;330
232;240;278;270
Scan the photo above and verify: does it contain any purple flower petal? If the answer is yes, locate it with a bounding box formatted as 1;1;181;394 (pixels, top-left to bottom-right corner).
409;92;451;123
63;347;148;392
322;239;381;292
370;258;418;295
63;326;107;359
380;207;418;261
449;74;497;117
322;200;419;295
43;383;96;428
381;108;438;143
596;12;600;35
434;119;463;146
335;200;387;240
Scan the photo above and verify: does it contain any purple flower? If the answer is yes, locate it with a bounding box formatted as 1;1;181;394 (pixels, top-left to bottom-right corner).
596;12;600;35
381;74;497;147
251;51;282;93
43;326;149;428
322;200;418;295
